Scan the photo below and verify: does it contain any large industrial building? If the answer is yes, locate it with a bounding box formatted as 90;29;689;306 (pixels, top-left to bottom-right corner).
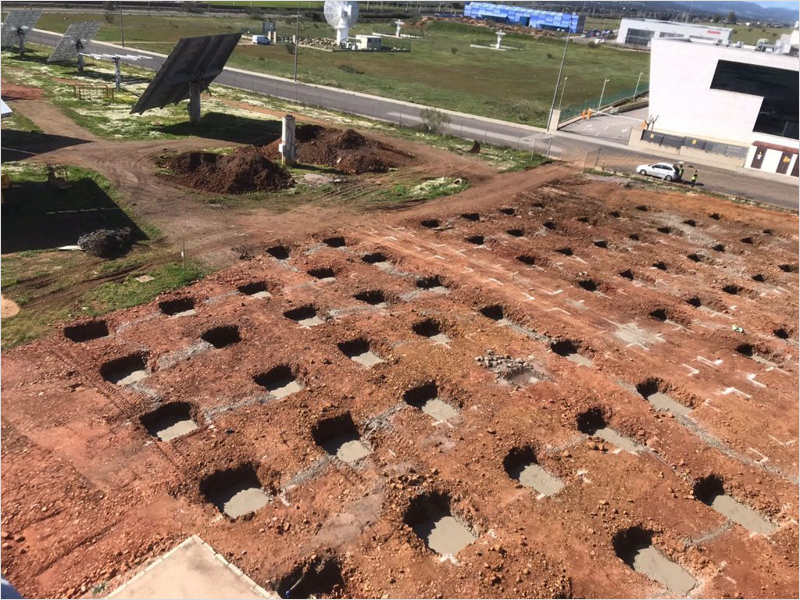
463;2;585;33
616;18;732;46
646;37;799;177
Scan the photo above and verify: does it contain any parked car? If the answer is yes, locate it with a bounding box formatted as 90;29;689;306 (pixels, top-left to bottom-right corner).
636;162;680;181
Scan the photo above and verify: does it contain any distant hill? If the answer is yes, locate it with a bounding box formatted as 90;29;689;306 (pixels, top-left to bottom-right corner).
533;1;798;23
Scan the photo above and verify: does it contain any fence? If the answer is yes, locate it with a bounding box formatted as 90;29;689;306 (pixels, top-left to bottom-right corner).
559;83;649;122
582;147;799;210
640;130;749;159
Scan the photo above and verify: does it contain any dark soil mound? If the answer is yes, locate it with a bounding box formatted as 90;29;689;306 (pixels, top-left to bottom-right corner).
164;146;294;194
263;125;411;174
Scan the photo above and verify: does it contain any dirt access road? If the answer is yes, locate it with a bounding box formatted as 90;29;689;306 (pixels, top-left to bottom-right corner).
6;96;510;270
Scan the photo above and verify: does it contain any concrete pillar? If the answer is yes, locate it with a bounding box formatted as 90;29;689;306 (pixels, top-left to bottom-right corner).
114;58;122;91
547;109;561;133
77;53;85;73
279;114;297;166
18;31;26;56
188;83;202;126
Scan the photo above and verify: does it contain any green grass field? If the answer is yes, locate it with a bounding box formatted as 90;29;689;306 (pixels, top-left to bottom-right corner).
33;12;650;127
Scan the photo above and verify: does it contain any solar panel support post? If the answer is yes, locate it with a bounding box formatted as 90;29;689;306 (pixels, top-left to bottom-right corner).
188;83;202;126
18;29;27;56
77;52;85;73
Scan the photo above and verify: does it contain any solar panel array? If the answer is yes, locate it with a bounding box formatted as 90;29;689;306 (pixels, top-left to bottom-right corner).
1;9;42;48
130;33;241;115
48;21;102;63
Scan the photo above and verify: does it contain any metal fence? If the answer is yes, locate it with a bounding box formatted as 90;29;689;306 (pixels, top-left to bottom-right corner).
582;147;799;210
640;130;749;159
560;83;649;122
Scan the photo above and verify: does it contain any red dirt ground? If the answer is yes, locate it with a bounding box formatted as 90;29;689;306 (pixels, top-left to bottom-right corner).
2;174;798;599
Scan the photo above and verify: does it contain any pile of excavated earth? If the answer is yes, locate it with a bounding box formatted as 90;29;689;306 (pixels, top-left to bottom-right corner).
1;173;798;599
262;125;412;174
161;146;295;194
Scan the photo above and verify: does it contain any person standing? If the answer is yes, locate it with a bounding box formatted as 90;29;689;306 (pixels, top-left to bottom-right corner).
691;170;698;188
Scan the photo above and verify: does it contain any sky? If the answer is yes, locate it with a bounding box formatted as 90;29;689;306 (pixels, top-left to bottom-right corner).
754;1;800;9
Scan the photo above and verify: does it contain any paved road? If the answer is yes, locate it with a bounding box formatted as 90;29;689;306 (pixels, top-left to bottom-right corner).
562;108;648;142
22;29;800;209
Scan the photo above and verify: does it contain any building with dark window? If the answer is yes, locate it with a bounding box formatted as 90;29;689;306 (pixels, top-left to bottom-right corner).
616;19;732;46
649;38;799;177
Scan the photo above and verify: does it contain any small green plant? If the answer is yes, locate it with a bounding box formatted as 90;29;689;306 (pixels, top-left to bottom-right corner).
338;64;364;75
451;46;458;54
546;52;554;59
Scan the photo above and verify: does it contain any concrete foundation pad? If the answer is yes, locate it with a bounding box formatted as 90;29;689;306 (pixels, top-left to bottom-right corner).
108;536;275;599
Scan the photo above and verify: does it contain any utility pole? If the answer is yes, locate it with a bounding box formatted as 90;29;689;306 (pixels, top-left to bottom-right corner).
119;1;125;48
293;3;300;82
547;32;570;130
598;77;610;110
557;76;568;112
633;71;644;98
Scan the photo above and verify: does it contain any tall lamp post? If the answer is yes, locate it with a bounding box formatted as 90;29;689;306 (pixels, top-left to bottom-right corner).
598;77;610;110
633;71;644;98
557;76;568;113
293;3;300;82
547;32;571;130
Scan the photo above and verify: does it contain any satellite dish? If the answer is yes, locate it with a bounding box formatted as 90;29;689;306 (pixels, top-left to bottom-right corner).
324;0;359;45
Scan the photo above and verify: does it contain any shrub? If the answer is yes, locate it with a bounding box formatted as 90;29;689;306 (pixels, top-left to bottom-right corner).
451;46;458;54
419;108;451;134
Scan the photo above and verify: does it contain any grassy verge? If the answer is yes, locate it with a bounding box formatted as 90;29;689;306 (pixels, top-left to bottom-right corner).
3;46;547;172
29;12;650;127
0;162;205;349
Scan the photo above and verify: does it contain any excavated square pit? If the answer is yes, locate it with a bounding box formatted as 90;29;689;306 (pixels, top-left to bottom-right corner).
323;236;346;248
238;281;271;299
201;325;241;349
101;354;148;386
201;465;270;519
416;275;448;294
694;476;776;535
362;252;391;270
412;319;450;344
267;245;290;260
550;340;592;367
405;493;476;558
637;381;691;417
159;297;196;317
308;267;336;282
277;555;346;599
338;338;383;366
284;305;324;327
404;382;459;422
576;408;642;454
313;414;370;466
613;528;696;596
63;320;109;343
254;365;303;399
354;290;387;308
141;402;198;442
504;447;563;497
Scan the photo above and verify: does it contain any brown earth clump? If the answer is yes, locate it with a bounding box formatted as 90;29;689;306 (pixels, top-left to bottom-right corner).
163;146;294;194
263;125;411;174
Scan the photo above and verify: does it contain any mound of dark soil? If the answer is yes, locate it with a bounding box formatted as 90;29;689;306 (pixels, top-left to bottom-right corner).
164;146;294;194
78;227;133;258
263;125;411;174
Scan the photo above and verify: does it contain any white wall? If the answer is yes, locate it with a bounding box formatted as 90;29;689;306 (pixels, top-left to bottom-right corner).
616;19;732;44
649;39;799;146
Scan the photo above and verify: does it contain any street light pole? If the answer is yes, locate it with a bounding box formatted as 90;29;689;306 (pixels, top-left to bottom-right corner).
557;76;568;113
547;32;571;130
598;77;610;110
119;1;125;48
293;3;300;82
633;71;644;98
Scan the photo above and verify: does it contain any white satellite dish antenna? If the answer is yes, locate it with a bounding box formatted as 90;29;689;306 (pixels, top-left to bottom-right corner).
395;20;405;37
324;0;360;45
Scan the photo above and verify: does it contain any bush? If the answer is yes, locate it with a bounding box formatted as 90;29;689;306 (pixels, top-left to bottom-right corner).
546;52;554;59
419;108;451;134
285;41;296;54
338;64;364;75
451;46;458;54
78;227;133;258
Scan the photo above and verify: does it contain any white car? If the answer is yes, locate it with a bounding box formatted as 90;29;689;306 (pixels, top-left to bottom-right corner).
636;162;680;181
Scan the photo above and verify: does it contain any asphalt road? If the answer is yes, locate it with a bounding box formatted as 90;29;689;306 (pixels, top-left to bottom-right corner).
21;29;800;209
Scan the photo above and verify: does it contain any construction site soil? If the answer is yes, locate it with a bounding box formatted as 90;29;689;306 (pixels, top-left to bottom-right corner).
161;147;295;194
262;125;413;175
3;167;798;598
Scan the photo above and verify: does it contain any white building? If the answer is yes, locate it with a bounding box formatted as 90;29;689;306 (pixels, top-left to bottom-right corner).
645;38;798;177
617;19;732;46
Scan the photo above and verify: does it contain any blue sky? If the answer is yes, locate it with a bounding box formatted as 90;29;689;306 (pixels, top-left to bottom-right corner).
755;1;799;9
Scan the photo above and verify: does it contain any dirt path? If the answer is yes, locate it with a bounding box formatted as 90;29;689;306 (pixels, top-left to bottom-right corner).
8;98;566;271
